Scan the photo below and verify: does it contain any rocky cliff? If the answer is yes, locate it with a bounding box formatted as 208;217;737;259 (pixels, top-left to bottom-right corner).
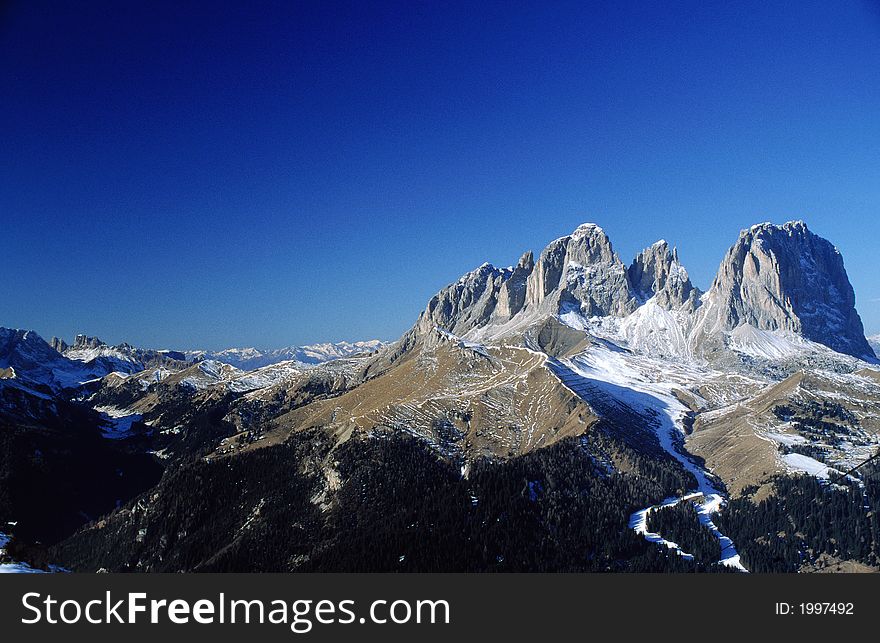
695;221;874;360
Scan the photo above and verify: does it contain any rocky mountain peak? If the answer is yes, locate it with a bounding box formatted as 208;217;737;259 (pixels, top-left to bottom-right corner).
408;223;640;341
524;222;637;317
700;221;875;360
494;251;534;322
1;328;56;358
0;327;91;391
414;262;511;337
628;240;700;311
562;222;618;264
403;220;874;363
73;334;106;350
408;223;697;341
570;221;605;238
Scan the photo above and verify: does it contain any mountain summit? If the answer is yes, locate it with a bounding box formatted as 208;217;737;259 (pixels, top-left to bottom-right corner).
695;221;874;360
411;223;641;341
628;239;700;311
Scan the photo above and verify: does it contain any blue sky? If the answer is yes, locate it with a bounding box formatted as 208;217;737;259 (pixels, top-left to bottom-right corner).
1;0;879;349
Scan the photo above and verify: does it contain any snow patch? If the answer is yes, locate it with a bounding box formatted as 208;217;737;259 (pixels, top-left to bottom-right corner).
0;532;47;574
782;453;832;479
726;325;809;360
547;343;747;570
94;405;144;439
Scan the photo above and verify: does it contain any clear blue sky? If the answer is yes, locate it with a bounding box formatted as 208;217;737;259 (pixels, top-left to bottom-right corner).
1;0;879;349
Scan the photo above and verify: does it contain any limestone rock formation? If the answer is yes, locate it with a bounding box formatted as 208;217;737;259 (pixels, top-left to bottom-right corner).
493;251;534;321
403;220;874;363
628;240;700;311
696;221;875;360
413;262;510;337
409;223;640;341
525;223;638;317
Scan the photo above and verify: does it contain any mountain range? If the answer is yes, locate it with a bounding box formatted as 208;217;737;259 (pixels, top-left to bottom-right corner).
1;331;384;392
2;220;880;574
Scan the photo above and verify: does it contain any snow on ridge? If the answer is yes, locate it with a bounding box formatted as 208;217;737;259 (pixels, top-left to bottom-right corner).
433;327;491;358
572;222;604;235
184;339;385;370
557;297;868;368
94;404;146;439
227;360;305;393
558;301;694;361
64;345;140;365
546;222;605;246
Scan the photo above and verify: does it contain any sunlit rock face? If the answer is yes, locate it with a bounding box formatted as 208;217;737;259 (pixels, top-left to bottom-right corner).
696;221;874;360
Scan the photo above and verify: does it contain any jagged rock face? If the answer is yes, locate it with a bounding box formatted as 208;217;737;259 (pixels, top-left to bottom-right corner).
628;240;700;311
409;223;639;340
50;336;69;353
525;223;637;317
414;263;511;337
73;334;104;350
0;328;90;391
494;251;534;321
699;221;875;360
58;334;193;377
404;220;874;364
1;328;175;390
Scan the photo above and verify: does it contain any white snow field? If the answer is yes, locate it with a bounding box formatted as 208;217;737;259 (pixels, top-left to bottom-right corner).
781;453;832;479
545;338;747;571
0;533;46;574
94;404;146;439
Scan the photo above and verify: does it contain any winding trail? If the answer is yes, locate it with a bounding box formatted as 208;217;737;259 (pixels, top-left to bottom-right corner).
628;492;704;561
545;347;747;571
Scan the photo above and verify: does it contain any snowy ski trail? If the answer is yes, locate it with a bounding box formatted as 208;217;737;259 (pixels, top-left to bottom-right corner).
543;345;747;571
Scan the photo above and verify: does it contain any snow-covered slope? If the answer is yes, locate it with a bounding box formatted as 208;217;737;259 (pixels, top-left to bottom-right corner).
176;359;306;393
560;298;694;359
724;325;817;360
0;328;107;391
58;335;189;376
0;533;47;574
869;334;880;356
545;342;746;570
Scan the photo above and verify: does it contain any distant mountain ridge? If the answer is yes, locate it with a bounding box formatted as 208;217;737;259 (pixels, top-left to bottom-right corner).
49;334;385;371
1;329;385;393
184;340;385;370
0;327;99;392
